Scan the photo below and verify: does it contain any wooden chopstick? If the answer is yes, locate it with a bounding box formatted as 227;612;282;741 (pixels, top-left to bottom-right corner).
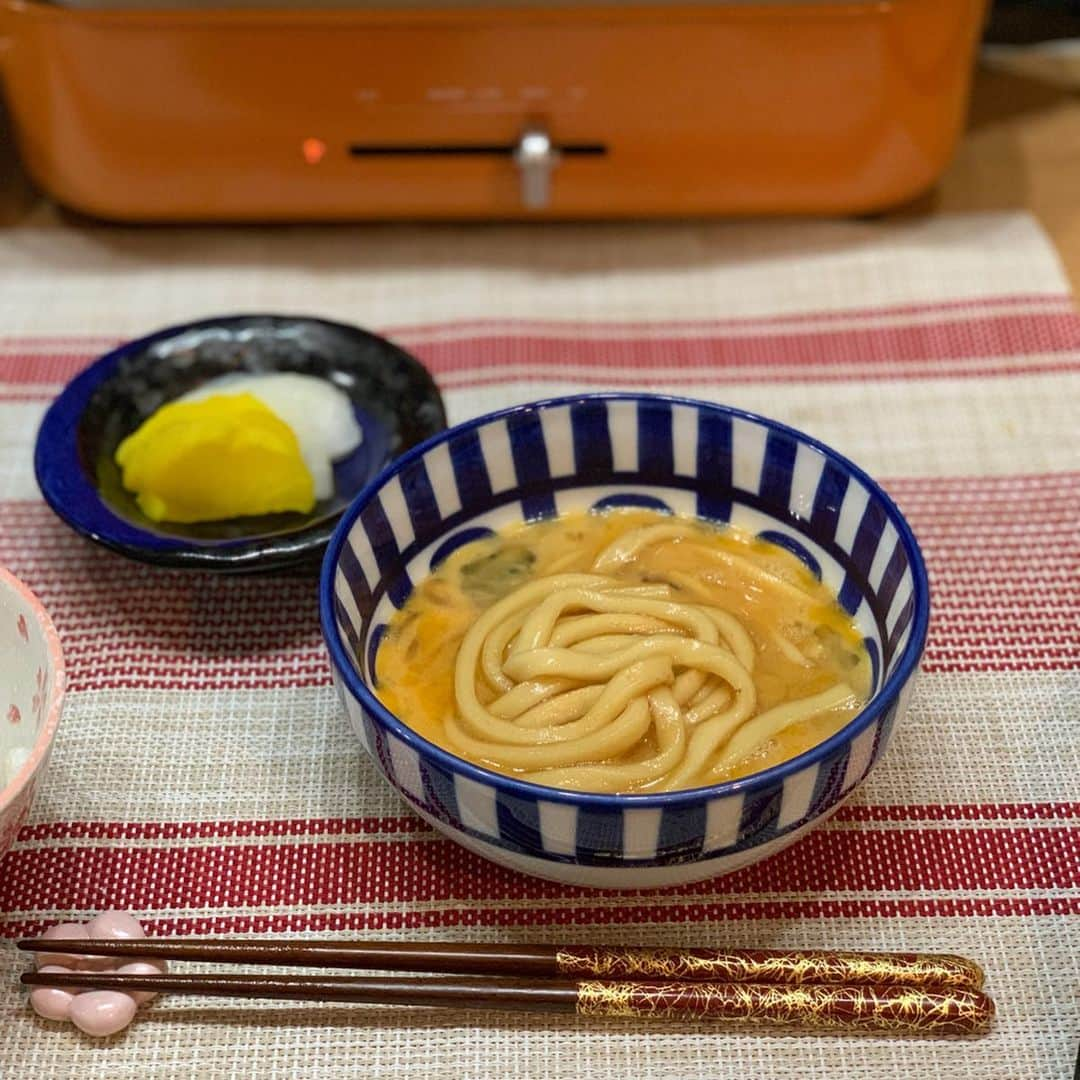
20;969;995;1035
17;939;985;992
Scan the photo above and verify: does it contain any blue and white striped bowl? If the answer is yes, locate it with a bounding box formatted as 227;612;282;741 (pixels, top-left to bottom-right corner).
319;394;929;889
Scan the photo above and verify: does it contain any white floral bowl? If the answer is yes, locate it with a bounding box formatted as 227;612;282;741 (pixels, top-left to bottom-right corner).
0;567;65;861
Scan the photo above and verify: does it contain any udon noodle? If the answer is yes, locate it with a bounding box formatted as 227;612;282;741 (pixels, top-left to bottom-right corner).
376;510;871;793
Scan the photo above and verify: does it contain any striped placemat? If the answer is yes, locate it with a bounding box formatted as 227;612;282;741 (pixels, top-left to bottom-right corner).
0;211;1076;1079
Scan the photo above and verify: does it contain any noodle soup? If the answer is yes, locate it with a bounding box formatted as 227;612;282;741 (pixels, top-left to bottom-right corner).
376;509;871;794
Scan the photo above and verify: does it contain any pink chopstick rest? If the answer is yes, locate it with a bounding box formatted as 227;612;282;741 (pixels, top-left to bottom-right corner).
115;960;167;1005
28;911;166;1035
85;909;147;942
29;965;81;1021
69;991;138;1037
35;922;95;971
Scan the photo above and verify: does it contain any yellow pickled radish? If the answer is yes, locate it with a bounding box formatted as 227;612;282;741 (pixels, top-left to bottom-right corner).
114;393;316;523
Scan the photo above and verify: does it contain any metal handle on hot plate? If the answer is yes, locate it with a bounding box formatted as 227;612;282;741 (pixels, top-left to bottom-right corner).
513;127;560;210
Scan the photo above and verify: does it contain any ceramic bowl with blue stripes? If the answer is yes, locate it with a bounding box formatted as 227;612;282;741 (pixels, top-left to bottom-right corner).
320;394;929;889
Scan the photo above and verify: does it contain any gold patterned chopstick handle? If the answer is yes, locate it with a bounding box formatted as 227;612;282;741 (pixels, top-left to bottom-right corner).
575;981;995;1036
556;946;983;992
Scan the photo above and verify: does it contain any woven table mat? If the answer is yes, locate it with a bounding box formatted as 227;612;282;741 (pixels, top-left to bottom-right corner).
0;211;1076;1079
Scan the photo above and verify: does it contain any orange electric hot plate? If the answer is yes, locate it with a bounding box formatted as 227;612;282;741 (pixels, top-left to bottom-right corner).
0;0;986;221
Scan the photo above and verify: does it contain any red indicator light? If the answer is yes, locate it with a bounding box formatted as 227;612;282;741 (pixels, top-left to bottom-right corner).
302;137;327;165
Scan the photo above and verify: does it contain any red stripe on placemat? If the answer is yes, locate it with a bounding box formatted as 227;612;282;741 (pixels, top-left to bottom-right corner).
0;293;1073;351
12;364;1079;401
14;803;1079;844
0;296;1075;353
0;828;1075;913
15;817;435;843
835;803;1080;822
404;307;1080;376
2;306;1079;395
3;896;1075;939
431;362;1079;391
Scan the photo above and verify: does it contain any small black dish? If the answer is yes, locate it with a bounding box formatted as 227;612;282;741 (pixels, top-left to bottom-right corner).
34;315;446;572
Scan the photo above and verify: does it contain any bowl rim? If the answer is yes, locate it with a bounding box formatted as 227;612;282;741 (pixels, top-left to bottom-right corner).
0;566;66;813
32;312;445;572
320;391;930;811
